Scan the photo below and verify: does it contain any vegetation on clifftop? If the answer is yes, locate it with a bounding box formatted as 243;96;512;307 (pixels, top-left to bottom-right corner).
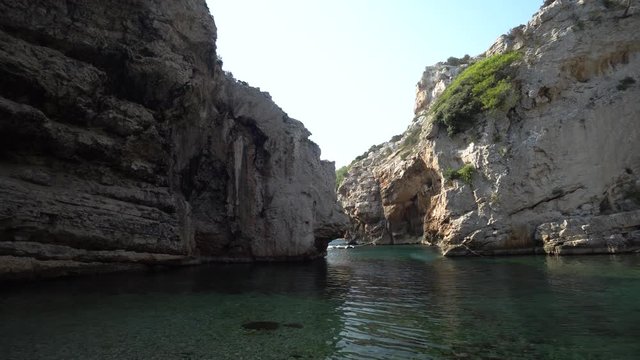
444;54;471;66
431;51;522;136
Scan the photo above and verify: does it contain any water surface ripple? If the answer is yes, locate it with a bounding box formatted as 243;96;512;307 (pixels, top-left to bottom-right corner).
1;246;639;359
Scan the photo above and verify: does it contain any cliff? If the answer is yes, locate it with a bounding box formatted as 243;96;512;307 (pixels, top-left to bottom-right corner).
339;0;640;255
0;0;347;279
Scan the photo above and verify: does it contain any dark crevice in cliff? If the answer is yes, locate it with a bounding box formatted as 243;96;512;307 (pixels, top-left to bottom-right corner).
234;116;271;175
0;224;182;255
508;185;584;216
0;98;50;155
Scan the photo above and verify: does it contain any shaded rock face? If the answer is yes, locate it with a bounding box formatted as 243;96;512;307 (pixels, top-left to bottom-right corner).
0;0;347;279
340;153;441;245
339;0;640;255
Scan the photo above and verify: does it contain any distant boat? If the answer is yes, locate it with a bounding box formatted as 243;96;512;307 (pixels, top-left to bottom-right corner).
330;244;355;249
327;239;355;250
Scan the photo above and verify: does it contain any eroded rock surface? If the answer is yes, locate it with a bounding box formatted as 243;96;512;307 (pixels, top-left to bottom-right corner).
339;0;640;255
0;0;346;279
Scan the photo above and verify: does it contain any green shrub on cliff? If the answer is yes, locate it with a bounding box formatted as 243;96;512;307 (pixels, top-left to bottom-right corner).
431;51;522;136
444;163;475;184
336;165;350;189
445;54;471;66
401;127;421;148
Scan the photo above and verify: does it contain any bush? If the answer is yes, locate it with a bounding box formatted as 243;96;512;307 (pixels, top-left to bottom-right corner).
353;154;366;162
445;54;471;66
395;127;422;159
351;143;384;164
401;127;421;148
335;165;350;190
431;51;522;136
443;163;475;184
367;144;383;153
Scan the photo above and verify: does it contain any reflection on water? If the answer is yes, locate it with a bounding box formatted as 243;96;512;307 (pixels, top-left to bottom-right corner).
1;246;639;359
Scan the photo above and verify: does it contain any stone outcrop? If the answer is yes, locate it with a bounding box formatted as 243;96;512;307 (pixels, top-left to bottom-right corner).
0;0;347;280
536;209;640;255
339;0;640;255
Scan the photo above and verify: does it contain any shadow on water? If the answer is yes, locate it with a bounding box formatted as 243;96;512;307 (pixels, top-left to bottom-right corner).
1;259;338;299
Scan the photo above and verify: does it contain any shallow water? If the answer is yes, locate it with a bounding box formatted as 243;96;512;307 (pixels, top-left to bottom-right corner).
1;246;639;359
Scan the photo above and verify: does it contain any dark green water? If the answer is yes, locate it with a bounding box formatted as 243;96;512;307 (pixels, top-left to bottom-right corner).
1;246;639;359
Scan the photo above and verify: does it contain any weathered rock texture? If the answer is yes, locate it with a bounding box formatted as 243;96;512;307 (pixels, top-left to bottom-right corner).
339;0;640;255
0;0;346;280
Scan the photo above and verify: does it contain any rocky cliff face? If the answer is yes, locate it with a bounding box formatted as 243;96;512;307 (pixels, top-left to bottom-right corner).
0;0;347;279
339;0;640;255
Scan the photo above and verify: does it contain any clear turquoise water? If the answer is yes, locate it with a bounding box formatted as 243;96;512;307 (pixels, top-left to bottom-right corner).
1;246;639;359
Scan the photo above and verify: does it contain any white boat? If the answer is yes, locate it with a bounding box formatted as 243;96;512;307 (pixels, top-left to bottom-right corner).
327;239;354;250
330;244;354;249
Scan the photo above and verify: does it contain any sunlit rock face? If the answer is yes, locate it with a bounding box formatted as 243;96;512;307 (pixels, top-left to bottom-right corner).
0;0;347;279
339;0;640;255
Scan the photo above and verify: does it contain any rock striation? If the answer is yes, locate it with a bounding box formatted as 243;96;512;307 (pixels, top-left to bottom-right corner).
0;0;347;279
339;0;640;255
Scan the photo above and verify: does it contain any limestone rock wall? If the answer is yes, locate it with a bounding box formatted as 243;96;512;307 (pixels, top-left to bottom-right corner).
0;0;346;279
339;0;640;255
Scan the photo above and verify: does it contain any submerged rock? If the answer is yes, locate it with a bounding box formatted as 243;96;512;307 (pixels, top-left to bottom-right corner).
339;0;640;255
241;321;280;331
0;0;347;279
240;321;303;331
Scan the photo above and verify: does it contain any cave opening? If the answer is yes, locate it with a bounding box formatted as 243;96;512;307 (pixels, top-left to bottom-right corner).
382;160;441;244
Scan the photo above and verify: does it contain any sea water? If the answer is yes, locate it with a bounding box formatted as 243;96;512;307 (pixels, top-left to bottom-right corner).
1;246;639;359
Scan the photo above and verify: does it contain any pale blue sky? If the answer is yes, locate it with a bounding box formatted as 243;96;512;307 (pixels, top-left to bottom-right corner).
206;0;542;168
